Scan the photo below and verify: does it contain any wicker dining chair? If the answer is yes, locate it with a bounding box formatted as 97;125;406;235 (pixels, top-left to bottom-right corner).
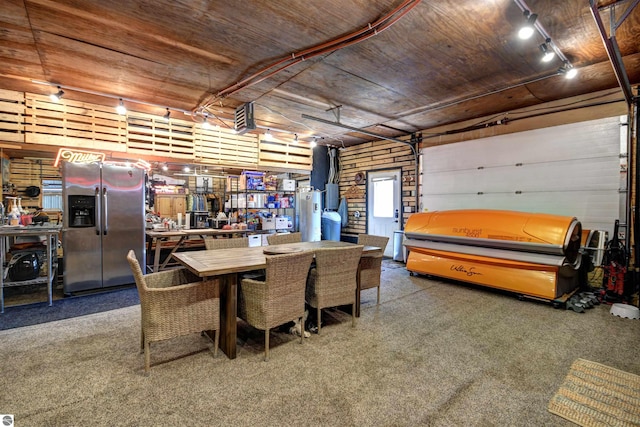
266;232;302;245
204;236;248;250
305;245;363;334
356;234;389;305
126;250;220;374
237;250;314;361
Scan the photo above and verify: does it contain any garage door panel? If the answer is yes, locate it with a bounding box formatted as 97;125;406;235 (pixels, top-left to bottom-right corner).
424;118;621;173
421;116;624;237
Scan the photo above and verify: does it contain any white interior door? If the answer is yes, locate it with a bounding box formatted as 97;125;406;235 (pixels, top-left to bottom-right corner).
367;169;401;257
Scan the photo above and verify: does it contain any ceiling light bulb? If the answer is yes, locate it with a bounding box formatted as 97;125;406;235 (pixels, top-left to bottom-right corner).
183;166;190;173
311;138;317;148
116;98;127;115
163;108;171;121
162;164;168;171
202;114;211;130
518;11;537;40
264;129;272;139
539;41;555;62
559;62;578;79
293;134;298;144
49;86;64;102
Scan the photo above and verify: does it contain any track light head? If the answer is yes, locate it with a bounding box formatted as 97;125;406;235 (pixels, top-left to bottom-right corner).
264;129;272;139
558;62;578;79
518;10;537;39
539;39;555;62
49;86;64;102
116;98;127;115
163;108;170;121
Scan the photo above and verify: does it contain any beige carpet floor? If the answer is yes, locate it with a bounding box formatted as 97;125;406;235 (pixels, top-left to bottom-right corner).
1;261;639;426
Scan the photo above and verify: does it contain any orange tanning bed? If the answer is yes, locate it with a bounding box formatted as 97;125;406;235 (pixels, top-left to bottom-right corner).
404;209;582;301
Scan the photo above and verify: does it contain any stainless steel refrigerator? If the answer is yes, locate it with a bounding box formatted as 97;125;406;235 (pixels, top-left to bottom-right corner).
62;162;146;294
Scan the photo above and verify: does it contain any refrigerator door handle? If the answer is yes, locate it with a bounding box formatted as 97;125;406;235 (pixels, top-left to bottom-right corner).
95;186;101;235
103;187;108;235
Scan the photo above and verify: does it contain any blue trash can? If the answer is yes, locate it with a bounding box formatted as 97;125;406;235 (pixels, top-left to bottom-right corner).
321;211;341;241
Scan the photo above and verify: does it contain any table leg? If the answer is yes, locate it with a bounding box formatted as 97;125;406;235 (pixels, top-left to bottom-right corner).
152;237;162;272
160;236;187;270
355;265;361;318
218;273;238;359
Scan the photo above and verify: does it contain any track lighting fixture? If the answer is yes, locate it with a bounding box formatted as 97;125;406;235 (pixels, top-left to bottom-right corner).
518;10;537;40
116;98;127;115
539;38;555;62
161;164;168;171
310;137;317;148
163;108;170;121
202;115;211;130
49;86;64;102
293;134;298;144
558;62;578;79
264;129;272;139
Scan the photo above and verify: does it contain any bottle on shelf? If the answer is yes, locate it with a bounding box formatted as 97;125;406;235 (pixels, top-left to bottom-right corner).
6;197;20;226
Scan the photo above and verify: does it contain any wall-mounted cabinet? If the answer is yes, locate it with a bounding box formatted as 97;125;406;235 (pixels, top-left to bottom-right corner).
154;194;186;219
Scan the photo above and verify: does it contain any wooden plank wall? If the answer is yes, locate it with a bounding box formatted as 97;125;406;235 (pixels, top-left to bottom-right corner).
339;141;417;235
0;89;312;172
258;135;313;170
7;158;61;209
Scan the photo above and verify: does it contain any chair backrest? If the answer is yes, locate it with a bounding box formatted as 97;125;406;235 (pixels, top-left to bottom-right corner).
312;245;363;293
267;232;302;245
126;249;149;302
357;234;389;254
204;236;248;250
264;250;314;297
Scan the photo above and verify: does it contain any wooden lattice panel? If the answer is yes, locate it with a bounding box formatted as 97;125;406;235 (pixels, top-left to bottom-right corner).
23;94;127;151
8;158;61;208
258;136;312;171
194;127;259;168
0;89;25;143
126;112;195;159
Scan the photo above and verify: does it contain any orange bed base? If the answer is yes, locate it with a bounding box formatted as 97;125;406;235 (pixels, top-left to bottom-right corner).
404;209;582;300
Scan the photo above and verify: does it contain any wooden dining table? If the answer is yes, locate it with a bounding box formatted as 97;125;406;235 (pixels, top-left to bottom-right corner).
145;228;255;273
172;240;382;359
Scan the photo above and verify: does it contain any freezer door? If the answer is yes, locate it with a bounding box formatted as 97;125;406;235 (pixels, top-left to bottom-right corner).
62;162;103;293
101;164;146;287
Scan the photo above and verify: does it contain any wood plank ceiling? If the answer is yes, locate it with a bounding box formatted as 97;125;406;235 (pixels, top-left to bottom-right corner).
0;0;638;153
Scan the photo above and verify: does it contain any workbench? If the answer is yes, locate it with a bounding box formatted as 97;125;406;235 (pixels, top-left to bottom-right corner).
1;225;61;313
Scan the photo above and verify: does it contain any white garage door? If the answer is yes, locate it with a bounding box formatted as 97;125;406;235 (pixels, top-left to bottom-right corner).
421;116;626;237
